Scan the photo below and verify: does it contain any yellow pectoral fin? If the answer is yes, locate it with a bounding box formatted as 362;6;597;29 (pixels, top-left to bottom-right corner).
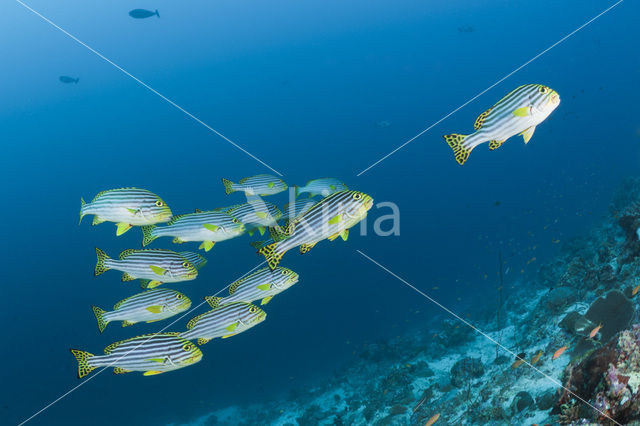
143;370;164;376
145;305;163;314
520;126;536;144
255;212;268;219
512;106;530;117
149;265;166;275
199;241;215;251
116;223;133;236
203;224;219;232
256;284;271;291
328;214;342;225
226;323;238;332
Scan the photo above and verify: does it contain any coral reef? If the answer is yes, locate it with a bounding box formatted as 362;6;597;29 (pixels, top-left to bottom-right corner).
172;177;640;426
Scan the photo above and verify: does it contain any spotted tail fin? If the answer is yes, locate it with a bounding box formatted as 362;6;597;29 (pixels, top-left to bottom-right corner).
258;242;284;270
443;133;472;165
92;306;109;333
70;349;97;379
221;178;236;195
94;248;111;276
141;225;157;247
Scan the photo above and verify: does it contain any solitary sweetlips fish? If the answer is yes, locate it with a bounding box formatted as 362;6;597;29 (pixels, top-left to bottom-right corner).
59;76;79;84
294;178;348;198
443;84;560;165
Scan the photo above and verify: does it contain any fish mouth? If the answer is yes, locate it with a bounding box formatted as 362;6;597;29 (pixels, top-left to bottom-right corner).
364;197;374;210
549;92;560;105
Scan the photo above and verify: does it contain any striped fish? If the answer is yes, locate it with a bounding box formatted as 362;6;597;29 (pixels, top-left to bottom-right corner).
70;333;202;378
79;188;172;236
257;190;373;270
179;252;207;270
91;288;191;333
180;299;266;345
227;200;282;236
294;178;348;198
222;174;287;196
141;211;245;252
282;198;317;221
444;84;560;165
94;248;198;289
217;267;299;305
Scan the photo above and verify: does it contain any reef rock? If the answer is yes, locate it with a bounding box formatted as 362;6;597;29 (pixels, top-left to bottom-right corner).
585;290;633;343
543;287;576;313
555;324;640;424
450;357;484;388
559;311;595;336
510;391;534;414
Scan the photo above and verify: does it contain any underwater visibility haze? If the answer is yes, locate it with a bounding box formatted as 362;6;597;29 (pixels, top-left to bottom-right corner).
1;0;640;424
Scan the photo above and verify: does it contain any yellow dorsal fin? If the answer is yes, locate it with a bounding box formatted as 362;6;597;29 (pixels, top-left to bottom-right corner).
474;107;492;130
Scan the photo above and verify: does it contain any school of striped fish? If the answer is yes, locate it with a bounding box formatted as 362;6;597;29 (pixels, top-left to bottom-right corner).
71;175;371;378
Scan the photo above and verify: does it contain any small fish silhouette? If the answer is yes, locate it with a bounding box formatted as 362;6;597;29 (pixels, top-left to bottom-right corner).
129;9;159;19
59;76;79;84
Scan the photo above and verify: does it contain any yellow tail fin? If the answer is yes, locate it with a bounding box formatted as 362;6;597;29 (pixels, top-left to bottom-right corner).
70;349;96;379
258;242;284;270
443;134;472;165
92;306;109;333
221;178;236;195
79;198;86;225
141;225;157;247
94;248;111;276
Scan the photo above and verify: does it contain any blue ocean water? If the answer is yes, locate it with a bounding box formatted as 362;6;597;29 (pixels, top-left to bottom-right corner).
1;0;639;424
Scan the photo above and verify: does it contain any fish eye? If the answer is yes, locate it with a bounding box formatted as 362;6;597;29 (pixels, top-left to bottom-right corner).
281;270;288;276
353;193;362;200
182;261;193;268
176;294;183;299
182;343;193;351
155;200;164;207
249;306;258;313
539;86;549;94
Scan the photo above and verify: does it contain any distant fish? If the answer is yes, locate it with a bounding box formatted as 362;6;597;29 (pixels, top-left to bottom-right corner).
294;178;348;198
632;284;640;296
180;298;266;345
511;352;526;369
588;323;603;339
552;346;568;360
457;25;475;33
79;187;172;236
141;210;245;251
94;248;198;289
216;267;299;306
59;76;79;84
91;288;191;333
129;9;159;19
530;350;543;365
376;120;391;128
70;333;201;378
425;413;440;426
443;84;560;165
222;174;287;196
